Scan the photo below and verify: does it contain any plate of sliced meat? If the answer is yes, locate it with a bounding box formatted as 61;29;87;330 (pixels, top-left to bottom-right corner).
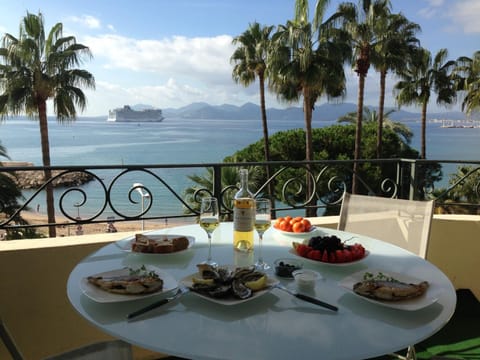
339;269;442;311
80;265;178;303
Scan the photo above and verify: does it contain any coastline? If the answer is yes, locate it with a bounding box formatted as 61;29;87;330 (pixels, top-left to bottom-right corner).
20;210;197;237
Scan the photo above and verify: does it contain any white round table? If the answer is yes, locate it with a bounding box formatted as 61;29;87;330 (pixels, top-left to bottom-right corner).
67;223;456;360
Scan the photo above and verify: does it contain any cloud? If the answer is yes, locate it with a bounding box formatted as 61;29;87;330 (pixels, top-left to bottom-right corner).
449;0;480;33
68;15;101;29
418;0;444;19
85;34;236;85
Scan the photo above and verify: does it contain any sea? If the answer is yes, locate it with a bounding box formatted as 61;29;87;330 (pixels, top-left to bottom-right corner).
1;116;479;218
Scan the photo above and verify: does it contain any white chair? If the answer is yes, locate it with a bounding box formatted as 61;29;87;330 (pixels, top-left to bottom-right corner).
1;317;133;360
338;192;434;258
338;193;435;360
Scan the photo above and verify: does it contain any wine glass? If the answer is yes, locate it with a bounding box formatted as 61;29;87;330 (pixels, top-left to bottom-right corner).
254;198;271;270
199;197;220;266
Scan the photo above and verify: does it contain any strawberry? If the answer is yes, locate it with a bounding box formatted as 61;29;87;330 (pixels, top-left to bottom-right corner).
343;249;352;262
296;244;311;258
335;249;345;263
328;252;336;263
321;251;329;262
351;244;365;260
311;250;322;260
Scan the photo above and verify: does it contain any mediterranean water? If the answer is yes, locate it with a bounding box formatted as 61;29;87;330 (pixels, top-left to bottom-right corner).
1;116;479;218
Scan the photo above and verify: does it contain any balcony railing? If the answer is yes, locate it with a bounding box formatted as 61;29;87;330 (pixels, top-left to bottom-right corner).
1;158;480;234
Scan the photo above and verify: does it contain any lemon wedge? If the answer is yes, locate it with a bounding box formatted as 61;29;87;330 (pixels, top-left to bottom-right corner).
192;277;215;285
244;275;267;291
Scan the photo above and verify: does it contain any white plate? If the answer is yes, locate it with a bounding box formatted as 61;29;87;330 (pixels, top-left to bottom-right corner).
288;248;369;267
80;266;178;303
272;226;318;237
338;269;442;311
115;233;195;255
180;271;279;306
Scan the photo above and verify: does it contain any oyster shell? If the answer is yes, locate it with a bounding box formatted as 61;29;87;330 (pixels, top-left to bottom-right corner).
232;279;252;299
208;284;232;298
191;264;266;300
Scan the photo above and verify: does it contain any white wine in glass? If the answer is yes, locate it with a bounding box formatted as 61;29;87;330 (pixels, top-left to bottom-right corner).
200;197;220;266
254;198;271;270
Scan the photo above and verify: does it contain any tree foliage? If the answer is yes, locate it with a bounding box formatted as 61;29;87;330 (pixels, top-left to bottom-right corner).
0;142;44;239
223;122;434;207
0;12;95;237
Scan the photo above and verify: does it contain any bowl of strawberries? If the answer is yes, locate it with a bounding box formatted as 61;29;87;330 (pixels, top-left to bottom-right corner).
291;235;368;266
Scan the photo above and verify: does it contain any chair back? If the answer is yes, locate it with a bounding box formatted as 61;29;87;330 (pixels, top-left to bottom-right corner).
338;193;434;258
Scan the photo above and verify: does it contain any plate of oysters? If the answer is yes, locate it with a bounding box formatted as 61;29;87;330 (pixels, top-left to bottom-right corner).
180;264;279;305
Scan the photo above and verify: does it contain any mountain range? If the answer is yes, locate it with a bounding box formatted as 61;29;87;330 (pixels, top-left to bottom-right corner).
160;102;467;122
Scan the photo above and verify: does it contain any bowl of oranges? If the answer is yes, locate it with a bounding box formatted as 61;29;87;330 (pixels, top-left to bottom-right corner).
272;216;318;237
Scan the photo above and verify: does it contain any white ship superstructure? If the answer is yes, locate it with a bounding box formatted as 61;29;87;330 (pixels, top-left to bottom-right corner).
108;105;164;122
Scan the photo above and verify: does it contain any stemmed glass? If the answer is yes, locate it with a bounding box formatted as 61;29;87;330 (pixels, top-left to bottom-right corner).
199;197;220;266
254;198;271;270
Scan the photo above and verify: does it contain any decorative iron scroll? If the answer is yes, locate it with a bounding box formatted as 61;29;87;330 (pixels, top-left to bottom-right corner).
1;159;479;232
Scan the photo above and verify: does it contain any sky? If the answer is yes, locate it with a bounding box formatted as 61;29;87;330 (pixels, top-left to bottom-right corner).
0;0;479;117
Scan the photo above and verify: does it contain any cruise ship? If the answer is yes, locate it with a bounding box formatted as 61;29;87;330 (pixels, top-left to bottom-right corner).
107;105;164;122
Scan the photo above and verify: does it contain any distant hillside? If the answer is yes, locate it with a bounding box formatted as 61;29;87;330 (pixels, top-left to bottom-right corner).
163;102;467;122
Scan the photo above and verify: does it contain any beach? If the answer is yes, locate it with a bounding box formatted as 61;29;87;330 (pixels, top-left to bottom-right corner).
20;210;197;237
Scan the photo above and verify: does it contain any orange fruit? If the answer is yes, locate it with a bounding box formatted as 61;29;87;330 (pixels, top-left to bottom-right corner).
292;222;306;233
301;219;311;231
274;217;284;229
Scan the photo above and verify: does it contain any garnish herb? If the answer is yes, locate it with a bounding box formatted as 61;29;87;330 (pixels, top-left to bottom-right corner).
363;271;399;282
129;265;159;279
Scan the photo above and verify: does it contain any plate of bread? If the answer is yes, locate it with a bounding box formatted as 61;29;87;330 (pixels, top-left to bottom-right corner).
116;232;195;254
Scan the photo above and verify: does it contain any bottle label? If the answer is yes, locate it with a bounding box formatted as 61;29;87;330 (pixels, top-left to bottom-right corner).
233;199;254;231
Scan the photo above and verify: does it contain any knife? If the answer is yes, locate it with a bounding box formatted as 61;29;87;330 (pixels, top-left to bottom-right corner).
127;287;189;320
274;284;338;312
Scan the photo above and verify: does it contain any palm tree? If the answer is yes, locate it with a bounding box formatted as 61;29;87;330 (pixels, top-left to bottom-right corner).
0;12;95;237
333;0;392;192
269;0;350;215
455;50;480;116
231;22;275;205
432;165;480;214
0;142;43;239
370;12;420;158
0;142;20;216
184;165;263;221
337;107;413;144
394;48;457;159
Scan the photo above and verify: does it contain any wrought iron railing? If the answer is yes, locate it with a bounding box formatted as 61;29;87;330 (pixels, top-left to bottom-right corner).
1;158;479;234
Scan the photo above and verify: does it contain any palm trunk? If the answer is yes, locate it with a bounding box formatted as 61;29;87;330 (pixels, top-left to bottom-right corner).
303;90;316;217
38;101;56;237
258;73;275;217
377;70;387;159
352;73;366;194
421;101;428;159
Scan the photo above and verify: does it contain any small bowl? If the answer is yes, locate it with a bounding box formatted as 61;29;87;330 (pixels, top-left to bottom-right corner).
292;269;321;291
274;258;303;278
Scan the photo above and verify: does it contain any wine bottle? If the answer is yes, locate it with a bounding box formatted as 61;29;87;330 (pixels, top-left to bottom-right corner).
233;169;255;252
